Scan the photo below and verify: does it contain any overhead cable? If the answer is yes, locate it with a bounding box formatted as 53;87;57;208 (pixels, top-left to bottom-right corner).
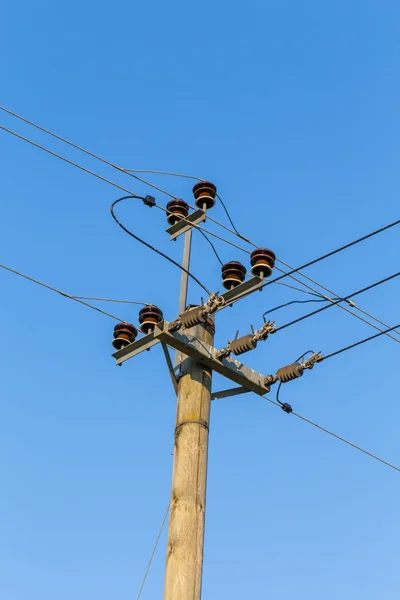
322;321;400;362
262;396;400;473
110;196;211;295
135;503;170;600
0;262;124;321
3;113;398;343
276;270;400;333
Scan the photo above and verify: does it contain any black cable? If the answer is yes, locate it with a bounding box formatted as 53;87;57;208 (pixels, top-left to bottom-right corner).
216;193;252;243
323;321;400;362
110;196;211;295
258;218;400;293
262;297;342;318
275;270;400;333
262;395;400;473
0;263;124;322
196;228;224;266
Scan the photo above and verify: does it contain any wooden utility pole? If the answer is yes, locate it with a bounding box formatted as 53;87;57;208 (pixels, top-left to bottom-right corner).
163;314;215;600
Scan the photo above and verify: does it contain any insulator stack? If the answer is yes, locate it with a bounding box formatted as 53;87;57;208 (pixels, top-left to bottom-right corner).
180;306;206;329
250;248;276;278
112;322;138;350
166;199;189;226
138;305;164;334
192;181;217;210
221;261;247;290
230;333;257;356
275;362;304;383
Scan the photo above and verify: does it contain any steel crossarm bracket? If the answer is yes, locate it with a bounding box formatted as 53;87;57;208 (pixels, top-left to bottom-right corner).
112;329;161;365
211;386;251;401
153;322;270;396
166;209;206;241
218;276;263;308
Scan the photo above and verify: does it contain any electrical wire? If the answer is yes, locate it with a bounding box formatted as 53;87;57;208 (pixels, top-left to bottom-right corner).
262;297;339;318
276;270;400;333
271;264;400;343
0;105;178;199
0;262;124;322
276;256;400;341
121;168;400;339
73;296;151;305
0;106;250;239
0;122;245;267
2;111;398;343
0;124;141;198
322;320;400;362
261;218;400;293
262;395;400;473
135;503;170;600
196;229;224;266
110;196;211;295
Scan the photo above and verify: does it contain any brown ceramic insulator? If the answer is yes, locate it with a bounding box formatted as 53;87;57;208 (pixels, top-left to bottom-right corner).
192;181;217;210
166;199;189;226
250;248;276;278
138;305;164;334
112;322;138;350
221;260;247;290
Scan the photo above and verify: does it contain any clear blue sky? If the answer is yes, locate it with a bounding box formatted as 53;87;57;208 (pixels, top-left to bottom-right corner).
1;1;400;598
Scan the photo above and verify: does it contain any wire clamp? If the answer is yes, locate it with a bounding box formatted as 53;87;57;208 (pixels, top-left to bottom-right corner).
281;403;293;414
302;351;324;370
143;195;156;207
203;292;225;314
253;320;276;342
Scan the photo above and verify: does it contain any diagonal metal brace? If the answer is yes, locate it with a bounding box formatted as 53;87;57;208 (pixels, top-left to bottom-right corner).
153;321;270;396
211;387;251;401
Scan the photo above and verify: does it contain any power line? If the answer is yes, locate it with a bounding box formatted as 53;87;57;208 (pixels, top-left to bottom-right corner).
262;297;335;318
122;168;400;339
261;218;400;293
271;264;400;343
262;395;400;473
111;196;211;295
135;503;170;600
0;262;124;322
73;296;151;305
0;107;251;240
0;105;178;199
322;320;400;362
0;124;141;198
276;270;400;333
276;256;400;341
126;169;250;243
3;113;398;345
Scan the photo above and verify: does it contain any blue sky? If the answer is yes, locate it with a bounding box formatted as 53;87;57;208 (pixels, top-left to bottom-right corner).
1;1;400;598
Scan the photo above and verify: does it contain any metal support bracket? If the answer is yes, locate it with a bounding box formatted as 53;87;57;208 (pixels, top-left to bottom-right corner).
166;209;206;241
211;386;251;401
219;276;263;307
112;329;161;365
161;342;178;394
153;321;270;396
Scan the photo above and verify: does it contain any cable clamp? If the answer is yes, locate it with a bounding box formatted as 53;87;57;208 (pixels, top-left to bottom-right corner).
204;292;225;314
281;403;293;414
253;320;276;342
302;351;324;370
143;195;156;207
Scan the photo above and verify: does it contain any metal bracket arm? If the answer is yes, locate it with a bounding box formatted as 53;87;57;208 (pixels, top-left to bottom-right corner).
112;329;161;365
153;322;270;396
166;209;206;241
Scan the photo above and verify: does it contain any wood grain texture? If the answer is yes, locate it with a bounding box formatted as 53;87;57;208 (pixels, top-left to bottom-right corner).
164;318;214;600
